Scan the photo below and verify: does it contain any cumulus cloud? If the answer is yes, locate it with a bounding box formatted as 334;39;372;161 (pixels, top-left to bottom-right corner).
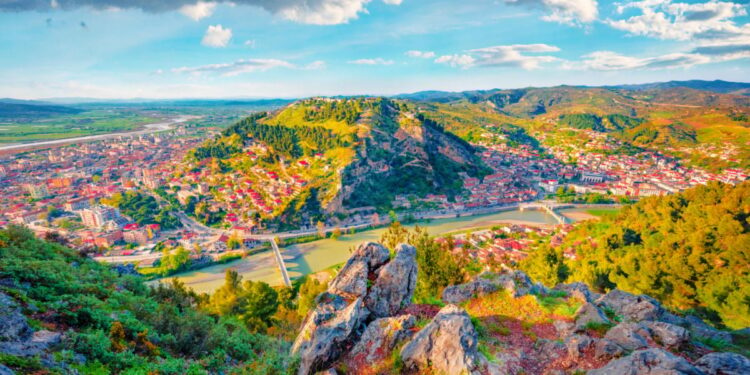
573;50;710;70
180;1;216;21
0;0;403;25
348;58;395;65
172;58;296;76
505;0;598;25
405;50;436;58
202;24;232;47
691;43;750;61
436;44;561;70
607;0;748;41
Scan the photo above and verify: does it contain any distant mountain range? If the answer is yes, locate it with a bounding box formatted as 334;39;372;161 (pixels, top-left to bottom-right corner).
0;99;82;120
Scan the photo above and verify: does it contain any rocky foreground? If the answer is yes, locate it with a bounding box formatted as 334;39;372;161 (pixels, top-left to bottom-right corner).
292;241;750;375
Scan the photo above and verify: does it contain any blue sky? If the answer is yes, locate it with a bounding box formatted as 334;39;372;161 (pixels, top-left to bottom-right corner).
0;0;748;99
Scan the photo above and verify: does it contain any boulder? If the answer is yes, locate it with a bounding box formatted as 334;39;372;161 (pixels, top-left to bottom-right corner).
328;242;389;299
496;270;544;297
364;244;417;318
695;352;750;375
400;305;481;374
565;334;594;359
685;315;733;345
604;322;650;351
292;295;370;375
596;289;665;322
588;348;703;375
553;320;575;338
0;293;32;343
441;277;499;304
644;321;688;349
594;338;625;360
574;302;610;332
553;282;599;303
0;364;13;375
0;330;63;357
349;315;416;364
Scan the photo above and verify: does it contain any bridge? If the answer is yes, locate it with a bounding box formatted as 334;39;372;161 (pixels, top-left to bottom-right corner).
519;201;572;225
268;238;292;287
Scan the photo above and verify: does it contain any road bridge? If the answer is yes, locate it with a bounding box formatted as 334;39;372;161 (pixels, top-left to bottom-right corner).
519;201;572;224
268;238;292;287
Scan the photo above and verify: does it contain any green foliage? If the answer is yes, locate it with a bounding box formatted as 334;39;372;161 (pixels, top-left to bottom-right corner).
103;190;180;229
209;270;280;332
296;277;328;317
0;226;289;373
551;181;750;329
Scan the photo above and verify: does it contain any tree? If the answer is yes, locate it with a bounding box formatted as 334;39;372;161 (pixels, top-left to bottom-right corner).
239;281;279;332
210;270;244;315
316;221;325;238
408;226;466;302
331;227;342;240
380;221;408;251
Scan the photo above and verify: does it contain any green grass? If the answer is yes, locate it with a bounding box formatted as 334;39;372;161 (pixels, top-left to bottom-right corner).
0;110;159;144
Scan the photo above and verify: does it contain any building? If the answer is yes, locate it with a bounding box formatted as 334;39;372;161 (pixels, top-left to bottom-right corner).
25;184;48;199
65;197;90;212
79;205;121;228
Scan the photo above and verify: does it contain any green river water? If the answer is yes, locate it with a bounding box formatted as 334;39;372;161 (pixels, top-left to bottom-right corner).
163;208;585;293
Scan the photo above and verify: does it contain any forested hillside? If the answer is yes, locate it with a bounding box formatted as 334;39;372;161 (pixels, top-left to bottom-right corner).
0;226;290;374
522;181;750;330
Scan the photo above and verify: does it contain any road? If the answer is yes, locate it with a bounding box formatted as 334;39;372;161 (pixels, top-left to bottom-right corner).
0;115;198;153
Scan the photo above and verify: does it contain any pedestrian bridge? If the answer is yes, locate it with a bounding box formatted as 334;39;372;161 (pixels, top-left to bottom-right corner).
268;238;292;287
519;201;572;224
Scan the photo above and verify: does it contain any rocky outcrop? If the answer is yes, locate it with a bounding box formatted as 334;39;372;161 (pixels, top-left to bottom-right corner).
0;293;32;343
644;321;689;349
594;338;625;360
595;289;665;322
604;322;650;351
441;270;545;304
695;352;750;375
685;315;733;344
400;304;481;375
0;364;13;375
553;282;599;303
348;315;416;364
565;334;595;359
589;348;703;375
574;302;610;332
364;244;418;318
441;276;499;304
291;242;416;375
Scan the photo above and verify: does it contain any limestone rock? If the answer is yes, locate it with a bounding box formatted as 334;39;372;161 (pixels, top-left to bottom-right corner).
0;364;13;375
644;321;688;349
596;289;665;322
604;322;650;351
565;334;594;359
0;293;32;343
497;270;543;297
594;338;625;361
292;295;369;375
364;244;417;318
685;315;733;345
400;305;481;374
553;282;599;303
695;352;750;375
328;242;389;298
349;315;416;364
441;276;499;304
588;348;703;375
553;320;575;338
574;302;610;332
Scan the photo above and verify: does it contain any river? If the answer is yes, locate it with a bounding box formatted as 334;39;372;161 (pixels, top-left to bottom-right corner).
0;115;197;152
162;208;587;293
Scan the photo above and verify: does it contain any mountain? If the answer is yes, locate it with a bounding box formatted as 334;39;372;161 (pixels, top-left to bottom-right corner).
608;80;750;96
0;100;82;120
179;97;488;229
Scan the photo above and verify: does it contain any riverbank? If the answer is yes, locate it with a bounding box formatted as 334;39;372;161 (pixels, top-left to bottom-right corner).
158;208;590;293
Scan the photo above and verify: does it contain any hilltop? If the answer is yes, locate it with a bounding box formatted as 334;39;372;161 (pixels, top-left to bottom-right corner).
174;97;488;229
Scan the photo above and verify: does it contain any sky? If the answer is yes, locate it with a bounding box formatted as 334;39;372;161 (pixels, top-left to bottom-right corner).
0;0;748;99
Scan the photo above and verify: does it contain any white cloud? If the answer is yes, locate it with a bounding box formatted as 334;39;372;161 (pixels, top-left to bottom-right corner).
607;0;748;41
406;50;436;58
172;58;296;76
574;50;710;70
201;24;232;48
244;39;256;48
436;44;560;70
304;60;327;70
505;0;598;25
348;58;395;65
435;54;476;68
7;0;403;26
180;1;217;21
